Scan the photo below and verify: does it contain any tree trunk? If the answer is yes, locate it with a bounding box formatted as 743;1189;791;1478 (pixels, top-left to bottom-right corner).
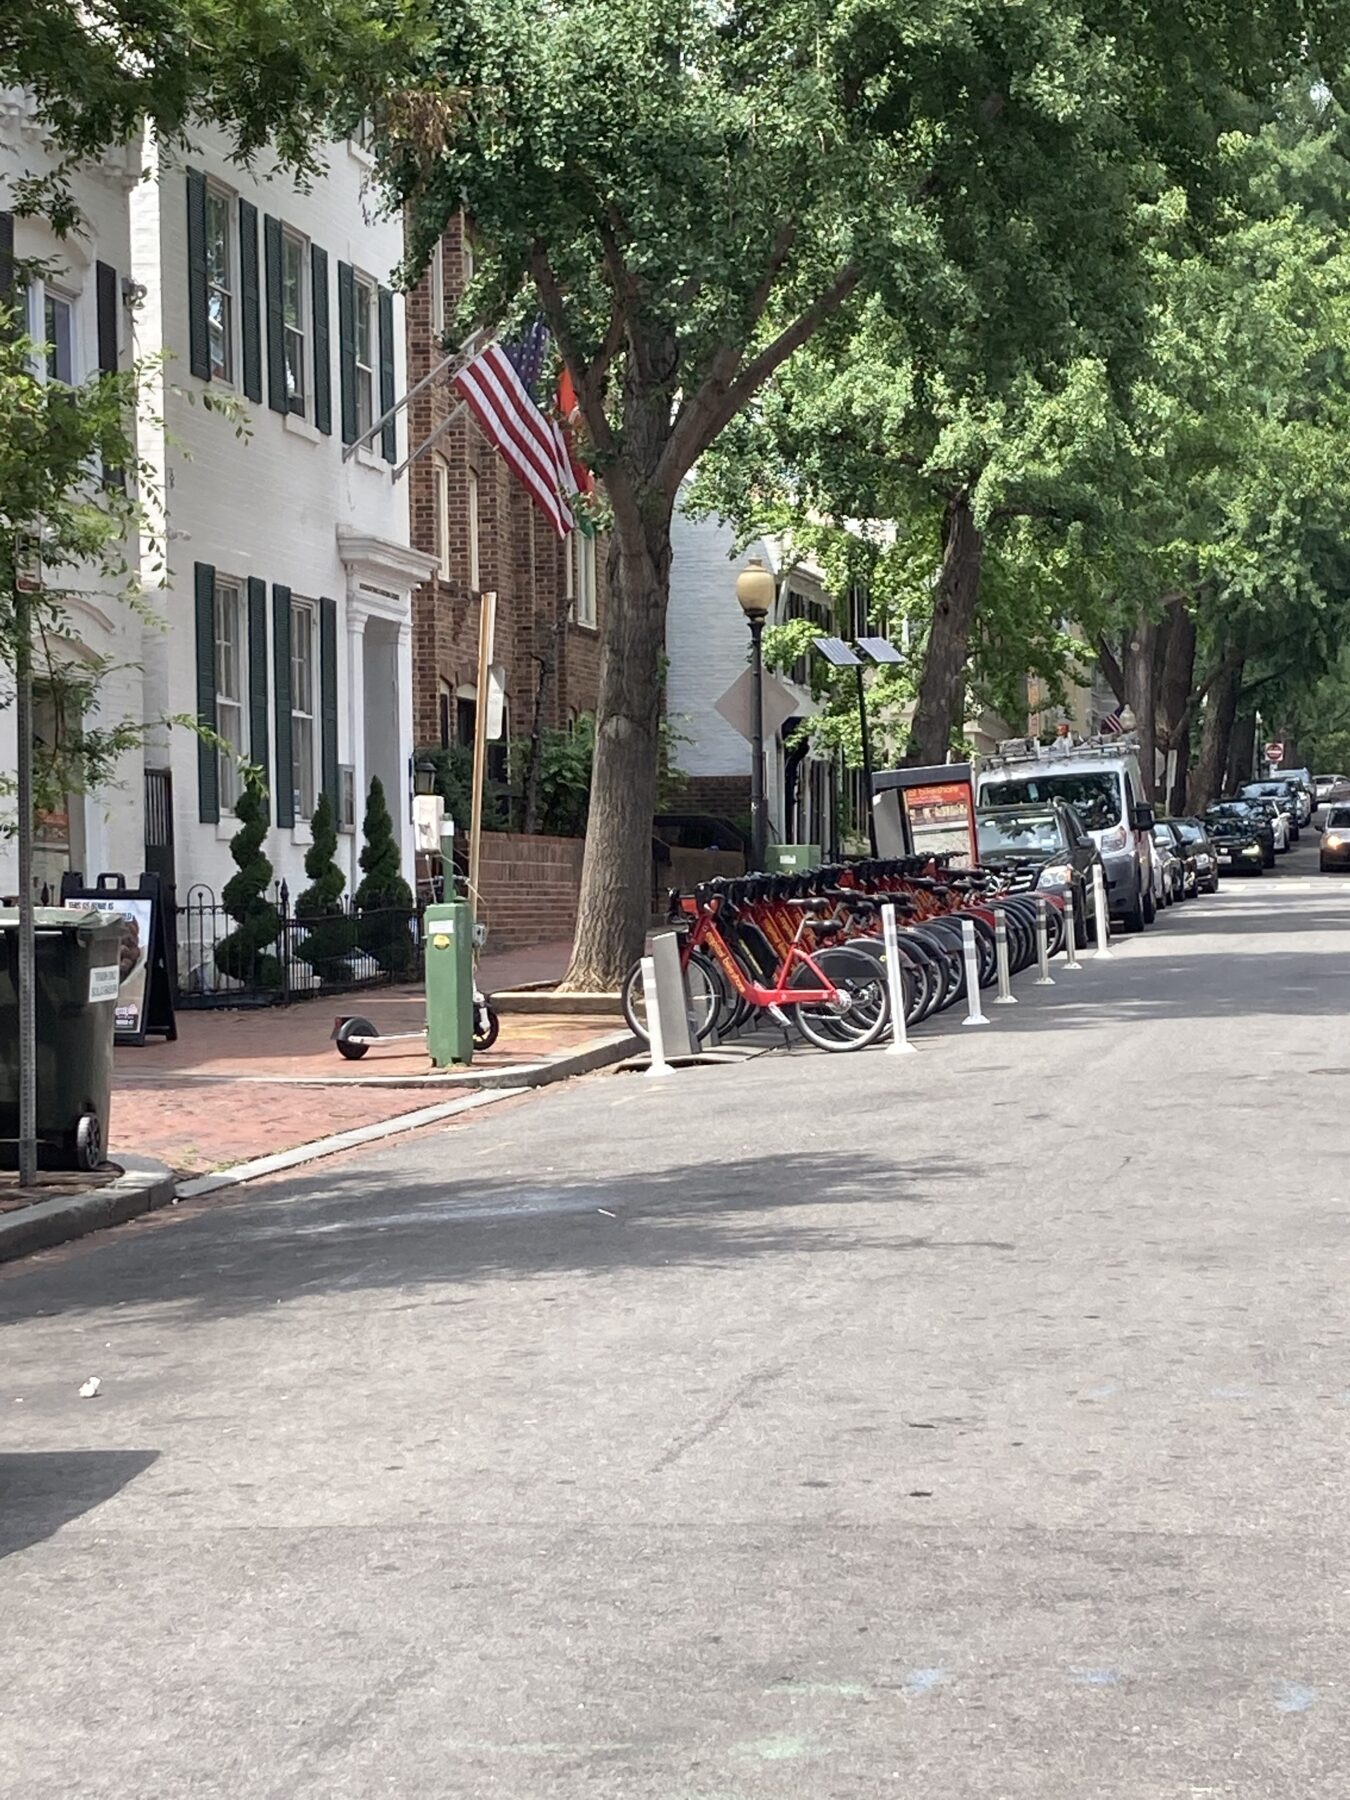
1227;712;1256;793
1187;648;1244;813
1157;608;1196;815
562;505;673;990
1122;611;1159;798
906;494;983;764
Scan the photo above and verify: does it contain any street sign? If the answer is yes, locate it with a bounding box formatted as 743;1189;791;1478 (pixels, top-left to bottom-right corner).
1264;740;1285;764
713;668;803;742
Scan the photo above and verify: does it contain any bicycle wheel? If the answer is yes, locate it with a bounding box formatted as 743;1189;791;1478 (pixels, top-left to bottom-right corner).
621;949;724;1045
790;946;890;1052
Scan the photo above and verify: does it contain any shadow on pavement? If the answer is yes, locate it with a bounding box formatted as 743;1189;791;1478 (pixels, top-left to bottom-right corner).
0;1151;988;1324
0;1449;159;1560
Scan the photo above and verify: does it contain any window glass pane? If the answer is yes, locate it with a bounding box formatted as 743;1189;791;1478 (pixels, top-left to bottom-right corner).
44;294;73;383
205;191;232;381
291;603;316;819
214;582;245;807
282;234;305;410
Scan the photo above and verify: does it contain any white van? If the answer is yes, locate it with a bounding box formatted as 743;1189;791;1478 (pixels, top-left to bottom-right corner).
976;736;1159;932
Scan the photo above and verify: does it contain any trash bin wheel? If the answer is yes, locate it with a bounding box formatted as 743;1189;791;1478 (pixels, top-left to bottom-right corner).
76;1112;103;1171
335;1017;377;1060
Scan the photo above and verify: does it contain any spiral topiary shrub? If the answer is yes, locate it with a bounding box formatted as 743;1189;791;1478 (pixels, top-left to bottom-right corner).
295;792;358;984
354;775;416;975
215;771;281;988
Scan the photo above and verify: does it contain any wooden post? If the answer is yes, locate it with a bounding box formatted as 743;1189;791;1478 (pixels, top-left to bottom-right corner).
467;590;496;922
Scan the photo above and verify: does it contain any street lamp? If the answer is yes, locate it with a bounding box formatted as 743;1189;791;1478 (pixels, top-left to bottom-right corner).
736;556;775;870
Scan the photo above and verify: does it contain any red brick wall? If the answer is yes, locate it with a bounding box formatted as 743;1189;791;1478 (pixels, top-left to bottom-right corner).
405;216;606;766
476;830;585;952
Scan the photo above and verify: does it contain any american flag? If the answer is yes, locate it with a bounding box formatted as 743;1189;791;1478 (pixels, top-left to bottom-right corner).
1099;708;1125;735
453;322;576;538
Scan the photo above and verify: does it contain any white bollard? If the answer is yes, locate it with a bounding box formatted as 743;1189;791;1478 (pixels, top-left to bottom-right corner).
1062;886;1083;971
993;908;1017;1005
1034;895;1055;986
1091;864;1113;959
641;955;672;1076
881;901;917;1056
961;918;989;1027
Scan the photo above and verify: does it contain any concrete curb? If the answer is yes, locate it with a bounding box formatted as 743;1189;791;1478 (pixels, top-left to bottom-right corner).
116;1030;641;1091
492;988;624;1017
0;1152;176;1265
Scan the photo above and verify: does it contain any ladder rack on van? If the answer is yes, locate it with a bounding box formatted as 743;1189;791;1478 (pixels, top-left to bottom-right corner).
980;731;1140;775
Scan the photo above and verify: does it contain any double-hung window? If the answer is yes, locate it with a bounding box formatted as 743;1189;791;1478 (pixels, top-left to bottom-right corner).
354;275;376;439
42;292;75;385
572;531;597;628
435;458;451;580
205;187;234;382
290;600;317;821
281;229;307;414
214;578;246;807
467;469;480;590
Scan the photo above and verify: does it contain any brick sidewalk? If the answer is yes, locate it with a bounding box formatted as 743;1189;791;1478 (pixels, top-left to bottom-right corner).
110;939;622;1179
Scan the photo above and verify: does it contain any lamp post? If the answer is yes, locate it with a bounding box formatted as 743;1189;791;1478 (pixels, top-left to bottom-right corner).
736;556;774;870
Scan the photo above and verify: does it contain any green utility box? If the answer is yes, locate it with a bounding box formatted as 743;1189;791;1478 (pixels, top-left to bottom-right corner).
0;907;122;1170
424;900;474;1067
767;844;823;874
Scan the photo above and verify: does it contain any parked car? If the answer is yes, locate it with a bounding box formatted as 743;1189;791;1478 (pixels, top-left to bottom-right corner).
1168;817;1221;895
1206;801;1276;867
1314;774;1348;807
975;802;1102;946
1206;813;1266;874
1150;821;1186;905
1320;805;1350;873
977;738;1157;933
1248;796;1292;853
1239;781;1303;838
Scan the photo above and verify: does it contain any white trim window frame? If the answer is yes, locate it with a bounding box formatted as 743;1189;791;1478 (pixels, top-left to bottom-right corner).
29;284;77;386
572;531;597;629
204;183;235;384
467;467;480;591
214;577;247;809
429;245;445;338
290;598;317;822
435;456;452;580
354;272;376;440
281;226;308;417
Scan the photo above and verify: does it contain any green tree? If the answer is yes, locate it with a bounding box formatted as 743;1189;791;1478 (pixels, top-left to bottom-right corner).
354;775;415;975
294;791;357;983
379;0;1332;981
215;770;281;987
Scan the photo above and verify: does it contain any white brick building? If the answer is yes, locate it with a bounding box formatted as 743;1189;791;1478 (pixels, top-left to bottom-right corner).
666;501;840;855
0;90;145;901
131;126;434;917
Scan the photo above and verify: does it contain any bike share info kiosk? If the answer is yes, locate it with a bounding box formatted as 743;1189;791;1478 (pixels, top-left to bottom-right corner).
870;763;979;866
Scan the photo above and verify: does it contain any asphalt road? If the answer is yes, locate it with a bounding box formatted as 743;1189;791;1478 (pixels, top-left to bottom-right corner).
3;839;1349;1798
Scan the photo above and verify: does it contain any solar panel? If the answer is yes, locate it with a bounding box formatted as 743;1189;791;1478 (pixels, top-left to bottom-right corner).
856;635;903;664
812;635;862;667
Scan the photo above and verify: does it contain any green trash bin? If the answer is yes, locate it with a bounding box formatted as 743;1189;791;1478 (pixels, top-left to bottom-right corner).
0;907;122;1171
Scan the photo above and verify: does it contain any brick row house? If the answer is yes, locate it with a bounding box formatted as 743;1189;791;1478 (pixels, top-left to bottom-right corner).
404;214;604;805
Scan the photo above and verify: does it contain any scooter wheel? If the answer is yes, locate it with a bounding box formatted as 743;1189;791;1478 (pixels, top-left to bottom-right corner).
335;1017;377;1060
473;1003;500;1051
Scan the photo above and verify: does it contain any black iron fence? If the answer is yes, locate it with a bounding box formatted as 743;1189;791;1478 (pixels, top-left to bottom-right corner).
177;882;425;1008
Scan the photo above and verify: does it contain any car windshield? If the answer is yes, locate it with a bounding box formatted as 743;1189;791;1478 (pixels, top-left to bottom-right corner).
1241;783;1289;799
1172;820;1205;844
981;771;1122;832
976;810;1064;854
1326;808;1350;829
1208;818;1249;839
1209;803;1251;819
1152;824;1176;846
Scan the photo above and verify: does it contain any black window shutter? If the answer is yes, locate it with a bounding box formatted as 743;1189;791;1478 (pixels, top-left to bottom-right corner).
239;199;262;403
95;262;118;373
320;597;339;811
311;245;331;436
264;215;286;414
337;262;357;445
247;576;270;811
378;286;396;461
194;562;219;823
272;584;294;828
186;170;210;380
0;211;14;342
95;261;126;490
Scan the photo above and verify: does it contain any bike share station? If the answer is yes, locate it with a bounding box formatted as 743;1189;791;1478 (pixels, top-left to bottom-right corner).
636;759;1111;1072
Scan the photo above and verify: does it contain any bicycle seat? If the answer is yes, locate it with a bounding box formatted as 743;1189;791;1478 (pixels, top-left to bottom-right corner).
810;917;846;936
